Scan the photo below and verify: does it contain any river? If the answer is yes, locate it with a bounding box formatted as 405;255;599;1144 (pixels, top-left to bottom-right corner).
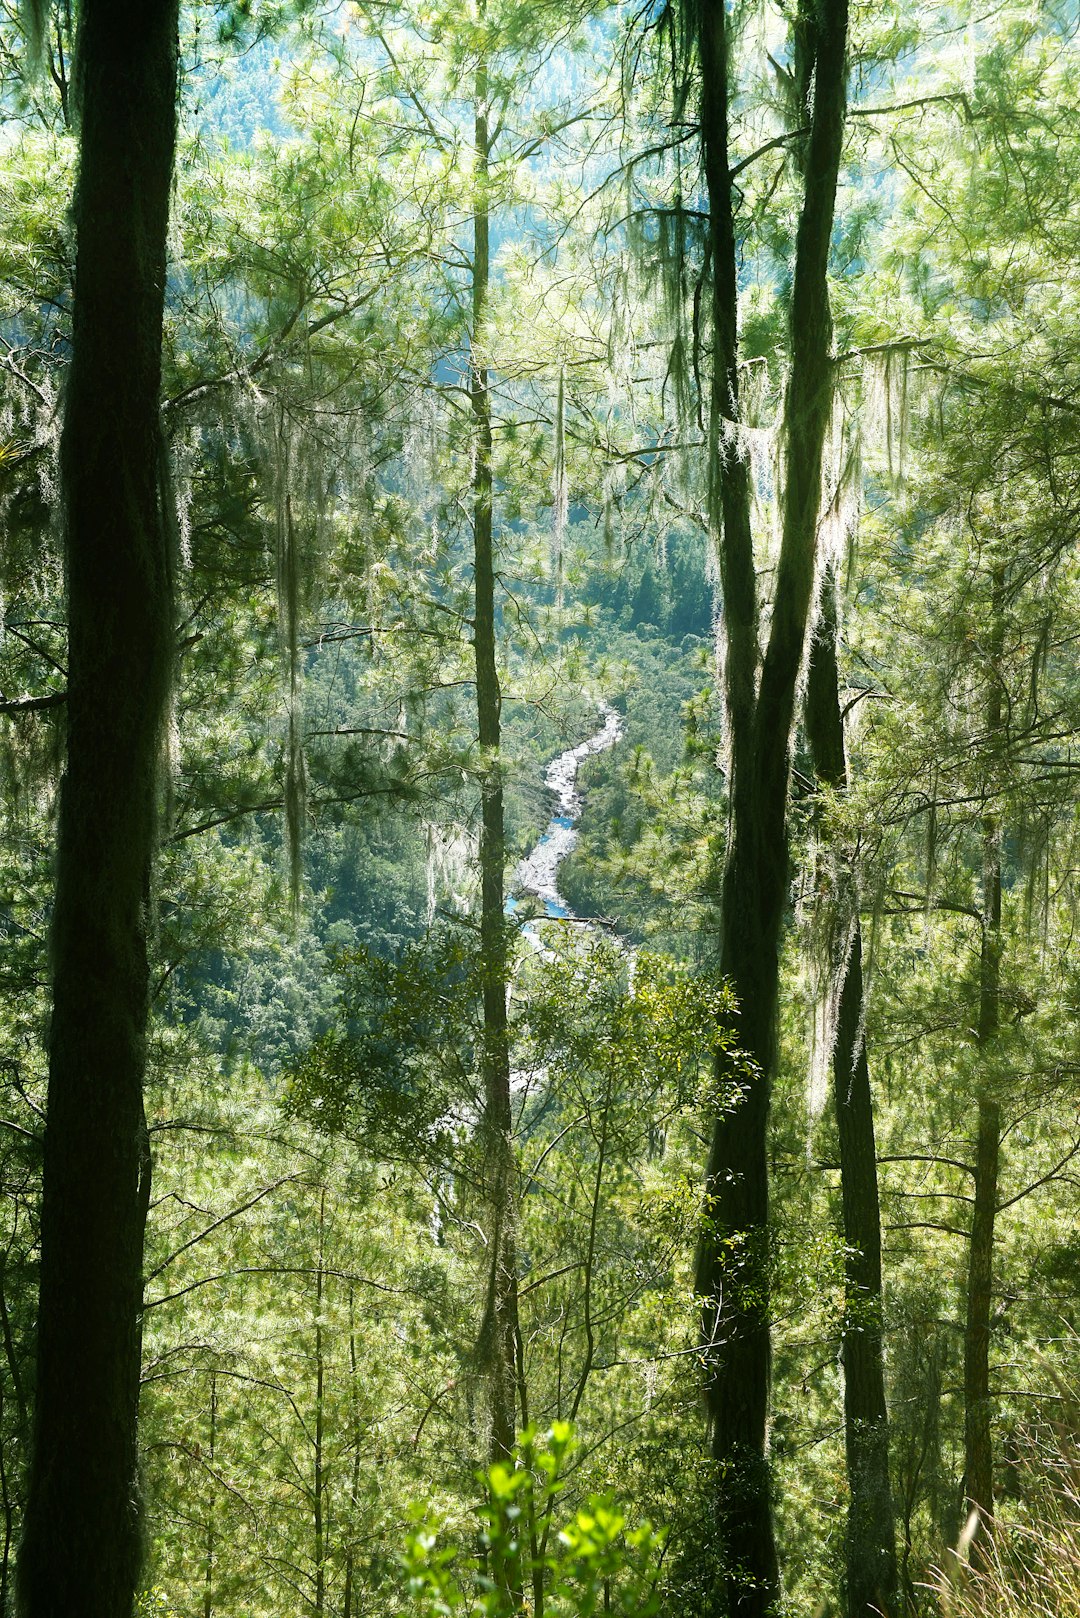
507;701;624;947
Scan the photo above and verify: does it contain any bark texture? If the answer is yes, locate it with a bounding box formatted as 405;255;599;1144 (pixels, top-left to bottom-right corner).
17;4;179;1616
694;0;849;1610
806;575;898;1618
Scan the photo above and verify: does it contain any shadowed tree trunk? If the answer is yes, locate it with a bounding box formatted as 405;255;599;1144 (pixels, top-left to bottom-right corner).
806;569;898;1618
16;4;178;1616
964;564;1005;1554
964;1079;1000;1547
471;25;520;1469
693;0;849;1609
0;1375;12;1618
0;1240;29;1617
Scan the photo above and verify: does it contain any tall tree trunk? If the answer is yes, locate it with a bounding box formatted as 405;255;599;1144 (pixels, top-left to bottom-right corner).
314;1187;327;1618
964;1088;999;1544
471;28;520;1469
202;1374;217;1618
963;565;1005;1553
693;12;777;1602
17;5;178;1616
806;572;897;1618
694;0;848;1610
964;825;1002;1549
343;1287;362;1618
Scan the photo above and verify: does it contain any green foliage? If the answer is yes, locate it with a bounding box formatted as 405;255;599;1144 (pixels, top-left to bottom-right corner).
402;1424;665;1618
557;626;723;954
284;924;486;1148
518;938;739;1118
5;0;1080;1613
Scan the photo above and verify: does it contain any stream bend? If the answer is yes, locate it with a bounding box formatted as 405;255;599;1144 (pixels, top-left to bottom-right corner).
509;701;623;936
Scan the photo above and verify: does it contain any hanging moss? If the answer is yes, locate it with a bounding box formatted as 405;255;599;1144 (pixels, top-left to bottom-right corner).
552;364;567;605
263;391;340;912
18;0;48;76
281;487;304;908
861;347;913;492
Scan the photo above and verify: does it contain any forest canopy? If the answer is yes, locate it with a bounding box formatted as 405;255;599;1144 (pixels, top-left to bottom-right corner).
2;2;1080;1617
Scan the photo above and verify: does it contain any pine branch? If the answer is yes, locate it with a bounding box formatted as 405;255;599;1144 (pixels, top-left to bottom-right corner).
0;691;65;716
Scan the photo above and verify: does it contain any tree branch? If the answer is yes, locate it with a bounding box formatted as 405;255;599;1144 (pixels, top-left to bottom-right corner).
0;692;65;717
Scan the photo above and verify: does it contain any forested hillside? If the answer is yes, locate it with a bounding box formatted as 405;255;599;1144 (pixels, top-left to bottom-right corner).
1;2;1079;1616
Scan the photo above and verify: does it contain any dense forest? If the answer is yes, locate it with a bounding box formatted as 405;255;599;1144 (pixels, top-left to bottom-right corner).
1;1;1079;1615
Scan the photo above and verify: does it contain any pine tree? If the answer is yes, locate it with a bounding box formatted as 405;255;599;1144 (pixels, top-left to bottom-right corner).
806;568;897;1618
690;0;850;1608
17;3;179;1613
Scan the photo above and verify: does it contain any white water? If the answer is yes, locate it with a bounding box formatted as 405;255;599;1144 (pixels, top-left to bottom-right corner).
509;701;624;936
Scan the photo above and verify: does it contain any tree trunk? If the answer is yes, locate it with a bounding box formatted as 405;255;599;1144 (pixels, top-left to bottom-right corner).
964;1093;999;1543
343;1286;361;1618
0;1375;12;1618
963;565;1005;1554
314;1188;327;1618
805;574;898;1618
202;1374;217;1618
17;5;178;1616
0;1244;27;1611
964;814;1002;1549
471;29;520;1469
694;11;777;1605
694;0;848;1610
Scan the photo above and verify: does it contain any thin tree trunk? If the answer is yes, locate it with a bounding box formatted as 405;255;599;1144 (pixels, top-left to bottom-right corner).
806;573;897;1618
0;1375;12;1618
314;1187;327;1618
964;817;1001;1548
0;1247;29;1455
471;27;520;1469
963;565;1005;1553
694;0;848;1610
202;1374;217;1618
343;1287;361;1618
833;935;898;1618
964;1093;999;1541
0;1244;26;1613
17;4;178;1615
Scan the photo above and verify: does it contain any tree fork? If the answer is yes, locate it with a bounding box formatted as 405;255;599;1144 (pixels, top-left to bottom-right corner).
17;3;179;1615
694;0;849;1609
694;4;778;1593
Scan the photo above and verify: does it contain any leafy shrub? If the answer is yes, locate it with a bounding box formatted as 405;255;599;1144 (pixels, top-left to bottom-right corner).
402;1423;665;1618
